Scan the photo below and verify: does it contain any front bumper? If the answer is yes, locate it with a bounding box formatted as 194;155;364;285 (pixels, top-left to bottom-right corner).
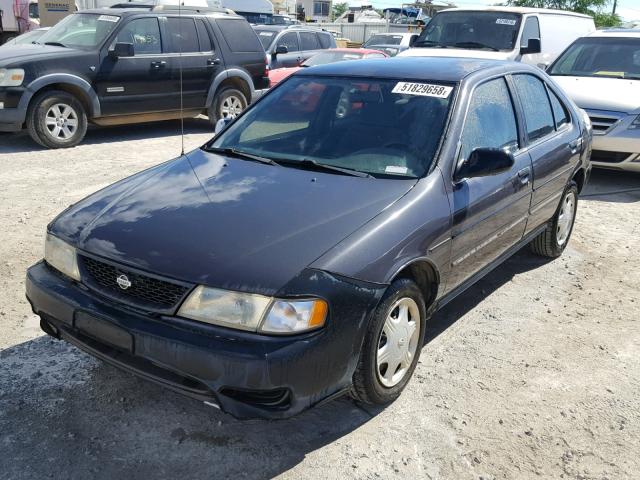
587;110;640;172
0;87;27;132
26;261;385;419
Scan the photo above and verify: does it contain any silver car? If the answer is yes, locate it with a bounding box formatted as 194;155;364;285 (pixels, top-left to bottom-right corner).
549;29;640;171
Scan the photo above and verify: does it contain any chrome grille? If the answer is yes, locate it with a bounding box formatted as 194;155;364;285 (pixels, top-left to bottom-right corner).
585;109;624;135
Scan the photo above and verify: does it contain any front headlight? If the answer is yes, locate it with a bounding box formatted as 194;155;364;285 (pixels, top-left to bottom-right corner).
628;115;640;130
44;233;80;281
0;69;25;87
177;286;328;334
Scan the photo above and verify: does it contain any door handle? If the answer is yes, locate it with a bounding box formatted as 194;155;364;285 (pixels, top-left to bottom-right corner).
516;167;531;186
207;58;221;67
569;139;580;154
151;61;166;69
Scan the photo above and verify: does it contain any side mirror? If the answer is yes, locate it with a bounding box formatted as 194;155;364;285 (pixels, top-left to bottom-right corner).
214;117;231;135
455;148;514;180
109;42;134;59
520;37;541;55
274;45;288;55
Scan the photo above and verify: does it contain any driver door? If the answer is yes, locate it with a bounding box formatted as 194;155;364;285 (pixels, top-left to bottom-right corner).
96;16;176;116
271;32;302;69
447;77;533;291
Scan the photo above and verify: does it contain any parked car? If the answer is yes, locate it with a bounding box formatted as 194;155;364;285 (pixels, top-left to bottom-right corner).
548;29;640;171
268;48;387;86
26;57;591;419
0;6;268;148
0;27;49;49
253;25;336;69
362;32;419;56
399;7;595;69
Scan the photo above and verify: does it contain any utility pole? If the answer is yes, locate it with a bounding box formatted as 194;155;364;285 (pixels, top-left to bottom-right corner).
612;0;617;15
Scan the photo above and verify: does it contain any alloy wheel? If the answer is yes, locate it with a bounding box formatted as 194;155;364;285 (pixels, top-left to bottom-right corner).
45;103;79;141
220;95;244;119
557;190;577;246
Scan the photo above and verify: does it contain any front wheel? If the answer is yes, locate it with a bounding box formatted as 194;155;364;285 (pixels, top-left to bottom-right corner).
530;181;578;258
26;90;87;149
208;87;248;126
351;278;426;405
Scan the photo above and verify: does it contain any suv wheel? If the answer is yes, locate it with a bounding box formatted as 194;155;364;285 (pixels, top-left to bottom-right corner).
530;181;578;258
209;87;248;125
351;278;426;405
27;90;87;149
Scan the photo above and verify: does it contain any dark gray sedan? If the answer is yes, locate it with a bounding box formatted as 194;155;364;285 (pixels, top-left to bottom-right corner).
26;57;591;418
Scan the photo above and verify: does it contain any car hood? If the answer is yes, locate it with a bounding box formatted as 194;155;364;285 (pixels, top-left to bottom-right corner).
51;149;416;295
551;76;640;114
398;47;513;61
0;43;71;64
268;66;301;84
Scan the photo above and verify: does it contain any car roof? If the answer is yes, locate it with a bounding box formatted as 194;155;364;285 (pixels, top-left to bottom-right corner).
80;7;242;19
588;28;640;38
368;32;415;37
439;6;592;18
295;56;517;82
325;48;387;54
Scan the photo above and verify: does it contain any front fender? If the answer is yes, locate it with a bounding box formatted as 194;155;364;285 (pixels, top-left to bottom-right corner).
19;73;101;117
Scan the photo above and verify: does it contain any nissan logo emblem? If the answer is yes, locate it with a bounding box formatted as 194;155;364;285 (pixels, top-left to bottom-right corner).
116;274;132;290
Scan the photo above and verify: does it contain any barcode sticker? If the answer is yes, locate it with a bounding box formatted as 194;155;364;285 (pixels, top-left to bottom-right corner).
496;18;516;25
98;15;119;22
392;82;453;98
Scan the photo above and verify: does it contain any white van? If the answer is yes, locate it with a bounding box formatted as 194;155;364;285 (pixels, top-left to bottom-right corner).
398;7;595;68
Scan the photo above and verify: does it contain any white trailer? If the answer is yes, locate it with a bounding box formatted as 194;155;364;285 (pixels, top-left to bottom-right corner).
219;0;273;24
0;0;39;43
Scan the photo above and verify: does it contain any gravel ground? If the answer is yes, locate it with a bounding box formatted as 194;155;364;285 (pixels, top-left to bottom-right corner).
1;122;639;480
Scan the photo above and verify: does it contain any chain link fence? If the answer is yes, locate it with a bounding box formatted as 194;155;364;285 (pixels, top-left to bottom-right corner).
314;22;422;44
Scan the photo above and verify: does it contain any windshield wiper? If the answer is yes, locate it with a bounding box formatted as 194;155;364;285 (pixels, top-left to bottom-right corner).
453;41;499;52
206;147;280;166
413;40;448;48
275;158;373;178
43;41;67;48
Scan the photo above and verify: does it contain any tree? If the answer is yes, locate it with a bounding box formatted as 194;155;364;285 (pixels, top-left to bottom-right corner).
506;0;621;27
332;2;349;21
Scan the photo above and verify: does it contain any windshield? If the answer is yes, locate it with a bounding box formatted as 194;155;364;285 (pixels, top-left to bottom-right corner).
549;37;640;80
303;51;365;66
255;30;276;50
364;34;403;46
37;13;120;49
209;76;454;178
414;11;521;51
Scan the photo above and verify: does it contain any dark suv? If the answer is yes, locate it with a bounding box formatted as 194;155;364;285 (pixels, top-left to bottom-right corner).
0;7;268;148
253;25;336;69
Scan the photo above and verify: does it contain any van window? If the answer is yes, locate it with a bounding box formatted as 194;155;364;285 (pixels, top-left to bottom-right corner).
277;32;299;52
116;18;162;54
512;74;555;142
548;88;570;129
520;16;540;47
299;31;320;50
167;18;199;53
216;19;263;52
461;78;518;160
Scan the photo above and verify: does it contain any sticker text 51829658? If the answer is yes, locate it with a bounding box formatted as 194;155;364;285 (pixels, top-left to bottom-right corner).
392;82;453;98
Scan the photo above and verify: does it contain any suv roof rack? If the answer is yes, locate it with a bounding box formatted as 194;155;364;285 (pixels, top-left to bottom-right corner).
151;4;229;13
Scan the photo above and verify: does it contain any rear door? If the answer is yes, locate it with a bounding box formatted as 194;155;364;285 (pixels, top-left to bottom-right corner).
165;16;221;110
298;31;323;62
510;73;581;235
447;77;533;291
96;16;174;116
272;31;301;68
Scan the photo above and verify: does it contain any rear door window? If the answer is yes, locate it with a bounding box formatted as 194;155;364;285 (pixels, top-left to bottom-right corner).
167;17;199;53
512;74;555;142
299;31;320;50
547;88;570;129
277;32;299;52
461;77;519;160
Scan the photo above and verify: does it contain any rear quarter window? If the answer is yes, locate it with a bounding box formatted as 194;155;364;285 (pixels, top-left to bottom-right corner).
216;18;263;52
318;32;332;49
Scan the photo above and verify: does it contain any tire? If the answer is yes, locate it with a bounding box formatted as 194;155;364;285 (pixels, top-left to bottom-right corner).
208;87;248;126
530;181;579;258
351;278;427;406
26;90;87;149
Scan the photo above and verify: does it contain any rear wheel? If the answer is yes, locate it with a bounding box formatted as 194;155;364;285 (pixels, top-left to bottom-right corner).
26;90;87;149
530;181;578;258
351;278;426;405
208;87;248;126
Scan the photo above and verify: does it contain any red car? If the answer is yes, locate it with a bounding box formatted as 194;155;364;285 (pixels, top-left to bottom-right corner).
268;48;388;87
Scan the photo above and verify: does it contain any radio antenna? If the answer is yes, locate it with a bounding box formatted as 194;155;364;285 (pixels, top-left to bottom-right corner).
179;0;185;156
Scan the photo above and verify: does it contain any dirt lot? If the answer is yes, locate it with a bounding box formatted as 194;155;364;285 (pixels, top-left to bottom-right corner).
1;121;639;480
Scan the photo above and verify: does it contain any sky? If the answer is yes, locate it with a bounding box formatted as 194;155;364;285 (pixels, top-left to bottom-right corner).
349;0;640;21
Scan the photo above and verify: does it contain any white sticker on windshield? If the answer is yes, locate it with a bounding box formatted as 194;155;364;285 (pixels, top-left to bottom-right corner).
392;82;453;98
386;166;408;174
496;18;516;25
98;15;119;22
259;32;273;36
